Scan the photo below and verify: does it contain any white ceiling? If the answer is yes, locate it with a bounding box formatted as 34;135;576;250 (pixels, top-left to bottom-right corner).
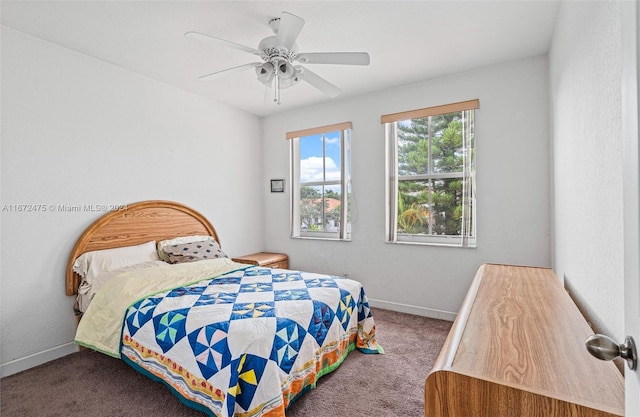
1;1;561;117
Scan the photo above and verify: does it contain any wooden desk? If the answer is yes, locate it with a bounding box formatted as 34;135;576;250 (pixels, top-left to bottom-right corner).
425;264;624;417
231;252;288;269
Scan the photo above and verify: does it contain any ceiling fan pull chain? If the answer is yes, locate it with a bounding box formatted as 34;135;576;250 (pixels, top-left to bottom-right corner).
274;74;281;105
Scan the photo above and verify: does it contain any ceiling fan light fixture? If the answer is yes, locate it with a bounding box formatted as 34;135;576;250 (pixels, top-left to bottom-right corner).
275;60;295;80
255;62;275;84
278;66;303;89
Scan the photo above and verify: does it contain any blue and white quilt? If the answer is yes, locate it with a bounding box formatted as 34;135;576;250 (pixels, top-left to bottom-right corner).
77;259;382;417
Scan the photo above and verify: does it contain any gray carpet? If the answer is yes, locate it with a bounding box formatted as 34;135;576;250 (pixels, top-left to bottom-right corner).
1;308;451;417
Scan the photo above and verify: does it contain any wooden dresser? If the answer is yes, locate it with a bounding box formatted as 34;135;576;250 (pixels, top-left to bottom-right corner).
425;264;624;417
231;252;288;269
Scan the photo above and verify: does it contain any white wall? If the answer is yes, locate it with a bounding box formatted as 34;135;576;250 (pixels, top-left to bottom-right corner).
262;55;551;318
549;1;624;341
0;27;264;376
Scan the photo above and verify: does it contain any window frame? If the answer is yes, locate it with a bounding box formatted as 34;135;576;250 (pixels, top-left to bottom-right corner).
383;100;478;248
288;122;352;241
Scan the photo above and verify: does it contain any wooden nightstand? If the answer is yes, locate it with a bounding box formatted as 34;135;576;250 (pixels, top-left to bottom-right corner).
232;252;288;269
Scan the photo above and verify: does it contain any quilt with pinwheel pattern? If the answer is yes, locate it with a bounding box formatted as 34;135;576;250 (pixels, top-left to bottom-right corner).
77;259;382;417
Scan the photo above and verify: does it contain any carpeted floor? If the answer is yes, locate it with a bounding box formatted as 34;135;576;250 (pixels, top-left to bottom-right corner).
0;308;451;417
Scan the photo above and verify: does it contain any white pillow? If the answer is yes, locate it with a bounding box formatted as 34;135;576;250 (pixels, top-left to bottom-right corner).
157;235;218;262
75;260;167;313
73;240;160;284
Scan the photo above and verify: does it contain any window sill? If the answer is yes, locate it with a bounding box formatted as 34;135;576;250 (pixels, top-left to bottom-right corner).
386;240;476;249
291;236;351;242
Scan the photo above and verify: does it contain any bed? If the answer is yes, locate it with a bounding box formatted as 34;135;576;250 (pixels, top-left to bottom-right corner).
66;200;382;417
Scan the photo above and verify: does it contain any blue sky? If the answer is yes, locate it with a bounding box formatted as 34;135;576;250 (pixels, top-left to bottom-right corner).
300;131;342;183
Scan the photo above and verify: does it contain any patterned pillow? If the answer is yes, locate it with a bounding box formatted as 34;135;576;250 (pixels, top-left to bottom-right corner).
163;240;227;264
157;235;217;262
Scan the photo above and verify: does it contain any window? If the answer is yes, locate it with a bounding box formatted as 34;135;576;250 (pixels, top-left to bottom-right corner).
288;122;351;241
383;99;478;247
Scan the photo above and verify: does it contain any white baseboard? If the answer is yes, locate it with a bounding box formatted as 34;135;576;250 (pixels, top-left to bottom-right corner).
1;342;79;378
368;298;457;322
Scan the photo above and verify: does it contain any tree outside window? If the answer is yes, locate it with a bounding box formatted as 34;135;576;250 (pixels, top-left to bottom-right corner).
384;100;477;247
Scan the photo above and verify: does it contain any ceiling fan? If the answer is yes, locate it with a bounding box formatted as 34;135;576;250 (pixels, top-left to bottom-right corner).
185;11;370;105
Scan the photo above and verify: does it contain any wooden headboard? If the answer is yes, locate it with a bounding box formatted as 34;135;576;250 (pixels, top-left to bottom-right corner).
65;200;219;296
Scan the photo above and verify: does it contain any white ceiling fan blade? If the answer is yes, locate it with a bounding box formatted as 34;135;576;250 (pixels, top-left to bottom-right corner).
198;62;261;81
275;12;305;51
300;67;342;98
185;31;261;55
296;52;370;66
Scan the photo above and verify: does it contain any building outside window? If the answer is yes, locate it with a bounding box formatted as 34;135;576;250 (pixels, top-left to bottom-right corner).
288;122;351;241
383;100;478;247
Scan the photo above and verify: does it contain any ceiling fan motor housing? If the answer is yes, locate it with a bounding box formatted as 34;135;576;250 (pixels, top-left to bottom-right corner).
258;36;298;59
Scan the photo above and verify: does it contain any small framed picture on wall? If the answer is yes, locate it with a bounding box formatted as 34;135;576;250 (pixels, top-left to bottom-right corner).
270;179;285;193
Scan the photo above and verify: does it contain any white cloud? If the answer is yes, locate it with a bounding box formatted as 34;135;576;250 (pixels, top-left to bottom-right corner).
301;156;340;183
325;136;340;145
